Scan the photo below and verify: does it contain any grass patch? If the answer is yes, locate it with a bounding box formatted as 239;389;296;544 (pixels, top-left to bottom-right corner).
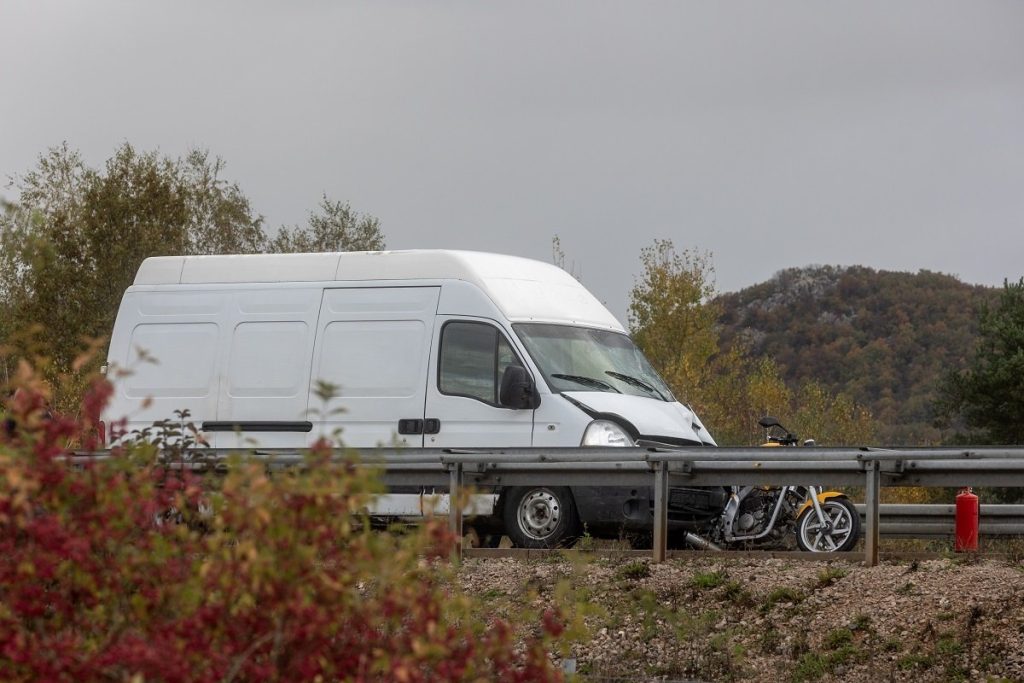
479;588;505;601
761;586;806;612
626;587;720;643
721;580;754;606
793;642;861;681
950;552;982;567
814;566;848;589
1002;537;1024;564
758;626;783;654
792;652;828;682
676;609;721;641
823;628;853;650
690;570;727;589
615;560;651;581
898;652;934;670
936;635;964;657
850;613;872;632
575;526;597;552
829;644;859;668
629;588;663;640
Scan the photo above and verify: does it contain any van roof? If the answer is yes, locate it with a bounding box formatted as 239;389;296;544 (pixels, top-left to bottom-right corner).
133;250;625;331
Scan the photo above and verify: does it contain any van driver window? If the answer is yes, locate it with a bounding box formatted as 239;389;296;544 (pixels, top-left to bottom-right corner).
439;322;518;405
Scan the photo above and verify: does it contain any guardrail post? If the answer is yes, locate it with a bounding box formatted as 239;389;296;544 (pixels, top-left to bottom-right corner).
653;460;668;562
449;462;464;564
864;459;880;567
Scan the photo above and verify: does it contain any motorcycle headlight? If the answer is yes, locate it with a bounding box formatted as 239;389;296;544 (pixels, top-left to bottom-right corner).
581;419;635;447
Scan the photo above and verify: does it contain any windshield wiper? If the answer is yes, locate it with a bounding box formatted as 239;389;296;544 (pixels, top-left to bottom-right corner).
551;374;620;393
605;371;666;400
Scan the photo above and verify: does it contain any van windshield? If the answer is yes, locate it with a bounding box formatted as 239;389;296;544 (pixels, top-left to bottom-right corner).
513;323;675;402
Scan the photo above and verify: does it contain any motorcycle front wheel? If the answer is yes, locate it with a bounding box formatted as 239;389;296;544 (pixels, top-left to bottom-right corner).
796;497;859;552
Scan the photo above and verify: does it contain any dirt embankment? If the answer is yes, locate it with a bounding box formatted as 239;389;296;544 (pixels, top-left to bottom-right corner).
458;555;1024;682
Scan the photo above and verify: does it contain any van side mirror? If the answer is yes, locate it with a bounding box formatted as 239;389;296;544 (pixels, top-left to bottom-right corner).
499;365;540;410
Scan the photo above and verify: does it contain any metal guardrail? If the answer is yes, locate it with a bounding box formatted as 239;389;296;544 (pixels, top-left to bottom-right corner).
70;445;1024;567
856;504;1024;538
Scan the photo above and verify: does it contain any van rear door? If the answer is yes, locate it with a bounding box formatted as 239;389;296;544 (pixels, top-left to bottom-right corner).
310;286;440;448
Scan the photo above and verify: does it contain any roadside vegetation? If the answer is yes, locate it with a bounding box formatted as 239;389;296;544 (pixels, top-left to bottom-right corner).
456;553;1024;682
0;365;577;681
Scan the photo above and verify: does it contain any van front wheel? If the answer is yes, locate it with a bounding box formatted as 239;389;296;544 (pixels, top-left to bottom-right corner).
502;486;579;548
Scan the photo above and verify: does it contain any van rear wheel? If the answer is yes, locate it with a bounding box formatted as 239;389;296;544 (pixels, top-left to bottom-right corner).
502;486;578;548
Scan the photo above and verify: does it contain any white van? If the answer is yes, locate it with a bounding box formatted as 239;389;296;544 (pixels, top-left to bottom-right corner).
105;250;716;546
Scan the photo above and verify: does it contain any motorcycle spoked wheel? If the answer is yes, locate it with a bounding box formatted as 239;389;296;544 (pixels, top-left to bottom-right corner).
796;497;860;552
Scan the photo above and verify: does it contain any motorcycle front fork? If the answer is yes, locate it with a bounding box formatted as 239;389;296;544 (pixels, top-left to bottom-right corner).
804;485;830;526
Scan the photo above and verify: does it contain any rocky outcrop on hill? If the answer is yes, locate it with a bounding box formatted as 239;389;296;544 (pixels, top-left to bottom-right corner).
716;267;997;445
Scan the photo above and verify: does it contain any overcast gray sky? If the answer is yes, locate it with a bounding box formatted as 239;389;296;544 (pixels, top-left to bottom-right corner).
3;1;1023;323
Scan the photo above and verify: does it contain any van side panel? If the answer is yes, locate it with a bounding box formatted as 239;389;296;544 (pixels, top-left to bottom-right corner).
215;288;321;449
106;290;226;443
311;287;440;448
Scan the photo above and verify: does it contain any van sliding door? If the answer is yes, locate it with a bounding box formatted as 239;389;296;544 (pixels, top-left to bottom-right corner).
215;287;321;450
310;287;440;448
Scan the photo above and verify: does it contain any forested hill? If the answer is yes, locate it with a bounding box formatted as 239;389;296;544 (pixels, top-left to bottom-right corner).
716;266;998;445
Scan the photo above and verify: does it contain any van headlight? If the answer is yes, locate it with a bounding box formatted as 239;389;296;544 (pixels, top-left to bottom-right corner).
582;420;635;447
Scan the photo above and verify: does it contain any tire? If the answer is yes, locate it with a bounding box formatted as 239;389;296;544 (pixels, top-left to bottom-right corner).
502;486;579;548
796;497;860;552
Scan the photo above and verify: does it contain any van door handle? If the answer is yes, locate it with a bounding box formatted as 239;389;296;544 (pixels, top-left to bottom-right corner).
398;419;423;435
423;418;441;435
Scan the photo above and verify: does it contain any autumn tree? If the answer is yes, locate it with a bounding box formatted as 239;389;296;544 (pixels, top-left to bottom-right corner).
0;143;265;389
268;195;385;253
629;240;719;395
936;277;1024;444
628;239;873;446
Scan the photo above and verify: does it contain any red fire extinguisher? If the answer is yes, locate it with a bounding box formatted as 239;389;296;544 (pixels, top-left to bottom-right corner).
955;487;979;552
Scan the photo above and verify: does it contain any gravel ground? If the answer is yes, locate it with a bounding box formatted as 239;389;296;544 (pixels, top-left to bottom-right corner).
456;554;1024;682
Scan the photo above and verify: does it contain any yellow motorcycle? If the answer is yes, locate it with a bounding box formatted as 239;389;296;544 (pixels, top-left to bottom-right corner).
758;416;859;552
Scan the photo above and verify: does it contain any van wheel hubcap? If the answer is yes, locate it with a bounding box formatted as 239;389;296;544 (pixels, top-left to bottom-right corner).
518;490;561;540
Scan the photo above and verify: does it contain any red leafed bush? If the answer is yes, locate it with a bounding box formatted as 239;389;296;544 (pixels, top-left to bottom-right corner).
0;369;568;682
